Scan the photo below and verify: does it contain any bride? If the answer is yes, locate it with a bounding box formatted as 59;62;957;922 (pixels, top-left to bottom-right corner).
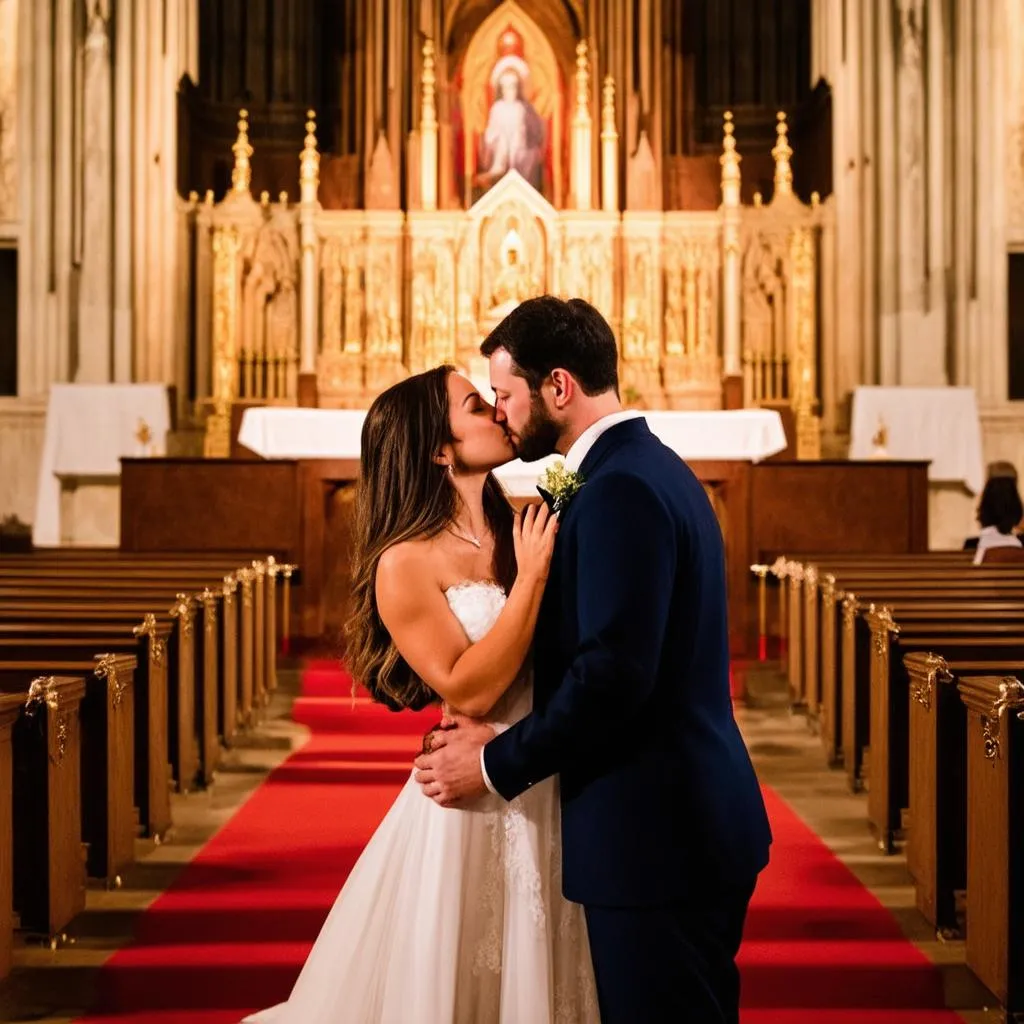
244;365;599;1023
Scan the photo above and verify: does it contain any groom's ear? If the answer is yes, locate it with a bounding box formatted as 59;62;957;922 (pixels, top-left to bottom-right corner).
548;368;574;408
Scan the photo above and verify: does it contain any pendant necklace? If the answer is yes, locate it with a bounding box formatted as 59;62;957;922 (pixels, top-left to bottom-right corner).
449;523;482;549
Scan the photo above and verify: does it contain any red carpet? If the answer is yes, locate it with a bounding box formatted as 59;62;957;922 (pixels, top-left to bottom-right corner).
75;663;962;1023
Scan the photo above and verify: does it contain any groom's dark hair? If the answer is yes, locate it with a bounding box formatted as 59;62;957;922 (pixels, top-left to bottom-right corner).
480;295;620;397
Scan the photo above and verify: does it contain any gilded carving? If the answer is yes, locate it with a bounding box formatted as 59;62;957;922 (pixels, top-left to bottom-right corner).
242;218;300;401
343;241;364;354
320;238;344;354
480;203;544;322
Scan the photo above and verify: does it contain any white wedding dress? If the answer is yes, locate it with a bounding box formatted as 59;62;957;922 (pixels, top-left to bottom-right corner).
244;581;599;1024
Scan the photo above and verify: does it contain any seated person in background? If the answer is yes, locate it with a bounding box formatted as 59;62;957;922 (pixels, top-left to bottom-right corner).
966;463;1024;564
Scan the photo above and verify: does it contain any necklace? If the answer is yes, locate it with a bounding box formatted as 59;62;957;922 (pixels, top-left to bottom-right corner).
448;523;483;549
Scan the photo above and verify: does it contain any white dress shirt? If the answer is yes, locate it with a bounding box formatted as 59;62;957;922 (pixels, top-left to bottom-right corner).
480;409;644;797
973;524;1023;565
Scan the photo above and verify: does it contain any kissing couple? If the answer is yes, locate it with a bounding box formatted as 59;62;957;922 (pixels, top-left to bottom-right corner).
245;296;771;1023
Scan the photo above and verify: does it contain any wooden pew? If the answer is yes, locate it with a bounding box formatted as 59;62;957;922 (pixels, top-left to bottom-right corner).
765;553;971;684
903;653;1024;936
0;556;285;788
1;590;208;791
956;674;1024;1018
2;675;88;943
0;620;172;839
0;578;252;764
840;585;1024;787
806;565;1021;712
1;583;242;760
0;693;22;980
819;580;1024;764
862;619;1024;852
823;579;1024;787
0;552;283;726
0;652;137;885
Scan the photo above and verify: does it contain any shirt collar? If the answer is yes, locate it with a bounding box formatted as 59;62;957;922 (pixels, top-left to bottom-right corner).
563;410;643;473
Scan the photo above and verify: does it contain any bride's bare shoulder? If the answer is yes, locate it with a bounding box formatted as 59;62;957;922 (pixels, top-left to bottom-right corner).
376;538;441;593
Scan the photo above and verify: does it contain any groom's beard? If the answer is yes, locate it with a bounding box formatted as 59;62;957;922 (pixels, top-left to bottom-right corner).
511;393;561;463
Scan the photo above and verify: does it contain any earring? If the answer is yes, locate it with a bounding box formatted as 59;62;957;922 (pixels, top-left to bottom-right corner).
447;464;455;476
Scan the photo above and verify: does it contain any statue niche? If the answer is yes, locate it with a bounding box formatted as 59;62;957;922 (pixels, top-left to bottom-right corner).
466;170;555;336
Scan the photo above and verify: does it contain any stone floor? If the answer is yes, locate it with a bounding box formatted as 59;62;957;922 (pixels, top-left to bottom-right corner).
0;665;1006;1023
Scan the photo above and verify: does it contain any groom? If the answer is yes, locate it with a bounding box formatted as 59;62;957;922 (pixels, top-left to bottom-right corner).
414;296;771;1023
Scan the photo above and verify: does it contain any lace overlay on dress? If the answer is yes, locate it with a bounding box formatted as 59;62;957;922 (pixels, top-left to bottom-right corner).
242;580;599;1024
445;582;597;1023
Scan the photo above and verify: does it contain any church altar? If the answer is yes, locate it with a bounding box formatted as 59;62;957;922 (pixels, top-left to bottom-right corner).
848;386;985;494
236;406;789;493
848;386;985;549
33;384;170;547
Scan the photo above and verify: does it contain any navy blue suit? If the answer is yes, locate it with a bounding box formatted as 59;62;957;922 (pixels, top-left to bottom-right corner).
484;418;772;1022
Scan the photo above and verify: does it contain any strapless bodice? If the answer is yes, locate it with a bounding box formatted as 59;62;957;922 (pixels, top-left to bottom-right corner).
443;580;532;728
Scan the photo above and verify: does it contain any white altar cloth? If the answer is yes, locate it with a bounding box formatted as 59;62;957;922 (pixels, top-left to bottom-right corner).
33;384;171;546
238;406;787;497
848;386;985;494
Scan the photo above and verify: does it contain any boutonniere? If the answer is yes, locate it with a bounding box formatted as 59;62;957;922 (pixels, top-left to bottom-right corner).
537;461;585;514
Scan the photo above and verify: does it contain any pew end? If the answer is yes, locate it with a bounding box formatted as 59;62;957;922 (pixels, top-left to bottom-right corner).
0;674;88;946
956;674;1024;1018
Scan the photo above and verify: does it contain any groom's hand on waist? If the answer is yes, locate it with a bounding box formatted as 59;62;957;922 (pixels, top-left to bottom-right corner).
414;715;495;808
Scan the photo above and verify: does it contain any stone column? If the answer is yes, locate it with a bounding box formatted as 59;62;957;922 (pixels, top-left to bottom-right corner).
973;0;1008;404
297;112;320;407
111;0;133;382
600;76;618;213
52;0;74;385
77;3;113;383
895;0;946;385
419;39;437;212
0;0;17;229
952;0;975;389
831;0;868;399
719;112;742;406
572;41;593;211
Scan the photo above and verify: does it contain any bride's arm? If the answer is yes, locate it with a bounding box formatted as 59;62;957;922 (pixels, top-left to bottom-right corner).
375;511;555;718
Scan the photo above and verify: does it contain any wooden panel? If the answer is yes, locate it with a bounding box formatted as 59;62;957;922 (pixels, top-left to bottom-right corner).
120;459;301;557
6;676;88;938
750;461;930;557
965;709;1011;1003
118;458;930;658
906;672;937;911
689;460;752;657
0;696;20;980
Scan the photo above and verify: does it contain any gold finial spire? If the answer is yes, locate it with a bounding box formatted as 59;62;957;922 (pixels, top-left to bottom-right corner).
421;39;437;130
420;38;438;211
720;111;741;208
231;109;253;195
772;111;793;198
299;109;320;204
574;41;591;121
601;75;616;137
600;75;618;212
572;40;593;210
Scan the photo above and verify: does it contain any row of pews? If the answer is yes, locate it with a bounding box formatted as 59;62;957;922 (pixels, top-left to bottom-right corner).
0;549;297;981
751;551;1024;1017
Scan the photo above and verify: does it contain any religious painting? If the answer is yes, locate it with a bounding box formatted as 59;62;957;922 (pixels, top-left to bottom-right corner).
455;4;565;209
475;33;546;196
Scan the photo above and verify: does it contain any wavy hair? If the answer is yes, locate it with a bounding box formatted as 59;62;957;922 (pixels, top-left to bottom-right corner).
344;365;516;710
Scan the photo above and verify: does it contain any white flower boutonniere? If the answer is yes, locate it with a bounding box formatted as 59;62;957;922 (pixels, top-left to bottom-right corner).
537;461;585;514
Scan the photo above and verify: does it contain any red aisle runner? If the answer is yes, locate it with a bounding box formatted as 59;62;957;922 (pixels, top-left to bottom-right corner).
75;665;962;1023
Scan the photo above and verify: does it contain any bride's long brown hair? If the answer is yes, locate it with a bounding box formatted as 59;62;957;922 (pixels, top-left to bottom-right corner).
345;365;517;711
